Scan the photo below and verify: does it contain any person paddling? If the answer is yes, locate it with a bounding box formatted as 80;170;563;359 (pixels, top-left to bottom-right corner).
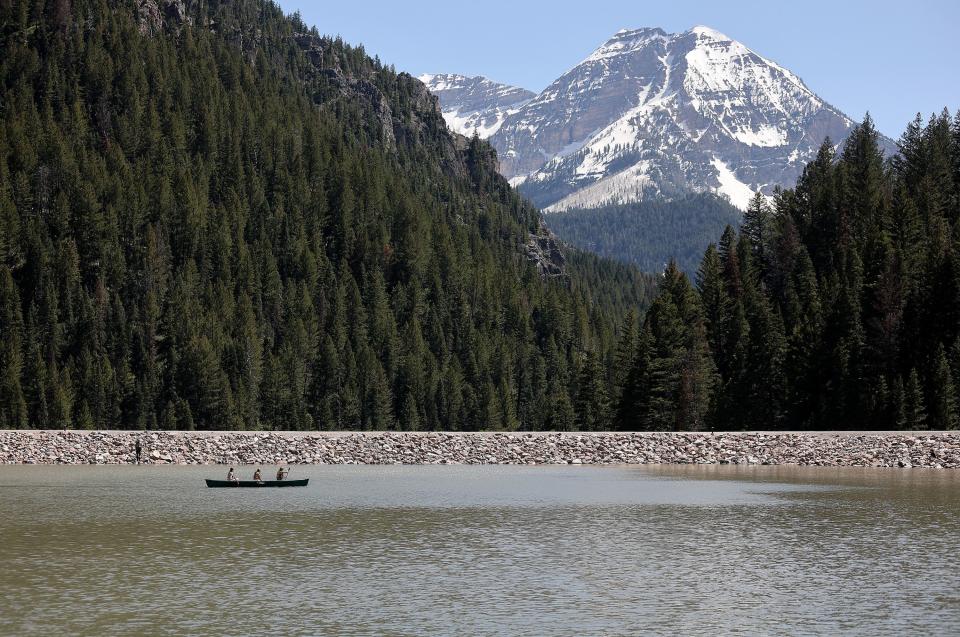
276;467;288;480
253;468;263;483
227;467;239;485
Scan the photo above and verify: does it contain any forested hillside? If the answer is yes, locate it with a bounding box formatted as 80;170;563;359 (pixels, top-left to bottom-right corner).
0;0;655;430
614;114;960;431
544;194;742;275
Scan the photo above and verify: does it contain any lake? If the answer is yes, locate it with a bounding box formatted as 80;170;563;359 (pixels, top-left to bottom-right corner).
1;465;958;635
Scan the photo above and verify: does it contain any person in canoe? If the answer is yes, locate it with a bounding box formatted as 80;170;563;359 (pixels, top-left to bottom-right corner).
253;467;263;483
227;467;238;484
276;467;288;480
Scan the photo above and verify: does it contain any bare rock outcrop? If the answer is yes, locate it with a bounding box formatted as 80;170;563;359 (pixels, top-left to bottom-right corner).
526;227;567;278
137;0;191;35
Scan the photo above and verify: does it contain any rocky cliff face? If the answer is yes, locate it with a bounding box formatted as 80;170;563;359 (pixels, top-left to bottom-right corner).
419;74;535;139
137;0;191;34
425;26;895;210
526;224;567;278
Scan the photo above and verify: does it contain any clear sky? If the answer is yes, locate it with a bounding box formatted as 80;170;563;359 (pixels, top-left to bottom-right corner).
278;0;959;138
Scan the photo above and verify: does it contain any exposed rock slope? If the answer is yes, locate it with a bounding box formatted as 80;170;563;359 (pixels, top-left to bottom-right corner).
419;73;535;139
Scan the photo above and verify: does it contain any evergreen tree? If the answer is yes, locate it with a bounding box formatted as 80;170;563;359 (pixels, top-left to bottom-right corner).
0;268;27;428
742;192;774;275
615;323;652;431
574;350;611;431
696;243;729;360
929;344;959;430
624;262;715;430
613;309;639;400
905;368;928;430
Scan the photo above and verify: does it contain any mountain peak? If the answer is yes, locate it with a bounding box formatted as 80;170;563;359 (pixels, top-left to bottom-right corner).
418;73;535;139
610;26;667;39
588;27;667;62
418;73;475;90
688;25;731;41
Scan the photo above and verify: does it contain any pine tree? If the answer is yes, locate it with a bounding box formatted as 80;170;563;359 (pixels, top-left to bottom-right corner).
0;268;27;428
893;113;926;194
904;368;928;431
696;243;729;360
742;192;774;275
795;140;838;270
838;115;886;248
615;323;652;431
952;110;960;213
613;309;638;400
575;350;611;431
548;389;576;432
950;337;960;395
890;375;908;430
361;348;394;430
929;344;959;430
634;262;716;430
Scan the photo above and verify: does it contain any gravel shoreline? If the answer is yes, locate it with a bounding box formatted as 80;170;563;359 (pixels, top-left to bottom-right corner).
1;430;959;468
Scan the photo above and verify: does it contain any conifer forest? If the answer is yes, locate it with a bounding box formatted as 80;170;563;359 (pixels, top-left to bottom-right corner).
0;0;957;431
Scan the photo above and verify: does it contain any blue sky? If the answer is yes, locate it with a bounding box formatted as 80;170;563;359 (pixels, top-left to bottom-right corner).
278;0;959;137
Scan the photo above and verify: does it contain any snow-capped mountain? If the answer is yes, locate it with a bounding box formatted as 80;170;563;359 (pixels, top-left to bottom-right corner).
424;26;887;211
418;73;535;139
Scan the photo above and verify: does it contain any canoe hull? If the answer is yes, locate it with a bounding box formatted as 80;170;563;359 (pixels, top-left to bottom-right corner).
205;478;309;488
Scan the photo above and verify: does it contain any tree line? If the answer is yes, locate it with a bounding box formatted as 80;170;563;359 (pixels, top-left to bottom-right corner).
612;113;960;430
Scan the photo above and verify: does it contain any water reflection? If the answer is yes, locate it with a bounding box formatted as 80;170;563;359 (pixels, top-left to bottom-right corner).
1;465;957;635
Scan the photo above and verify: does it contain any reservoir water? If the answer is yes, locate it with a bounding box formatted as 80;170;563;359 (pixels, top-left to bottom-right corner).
1;465;958;635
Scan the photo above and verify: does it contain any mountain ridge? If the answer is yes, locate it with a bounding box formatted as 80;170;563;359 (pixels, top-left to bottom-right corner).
423;25;896;210
418;73;535;139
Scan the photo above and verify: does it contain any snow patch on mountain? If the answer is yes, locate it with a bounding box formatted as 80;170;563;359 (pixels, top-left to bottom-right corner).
730;124;788;148
710;157;755;209
689;25;730;40
442;107;512;138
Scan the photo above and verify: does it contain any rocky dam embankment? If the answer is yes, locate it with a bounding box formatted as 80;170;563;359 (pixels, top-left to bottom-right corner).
1;430;959;468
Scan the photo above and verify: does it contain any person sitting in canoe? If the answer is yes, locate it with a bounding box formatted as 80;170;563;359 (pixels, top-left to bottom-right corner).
276;467;288;480
253;468;263;483
227;467;238;484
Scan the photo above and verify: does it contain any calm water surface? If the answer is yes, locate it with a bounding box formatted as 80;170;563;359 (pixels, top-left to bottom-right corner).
0;464;958;636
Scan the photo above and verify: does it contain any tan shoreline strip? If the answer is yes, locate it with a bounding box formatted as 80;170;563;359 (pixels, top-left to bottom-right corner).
2;430;958;469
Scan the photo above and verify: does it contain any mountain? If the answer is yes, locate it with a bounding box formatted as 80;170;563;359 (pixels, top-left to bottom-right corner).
418;73;535;139
425;26;894;211
0;0;655;431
